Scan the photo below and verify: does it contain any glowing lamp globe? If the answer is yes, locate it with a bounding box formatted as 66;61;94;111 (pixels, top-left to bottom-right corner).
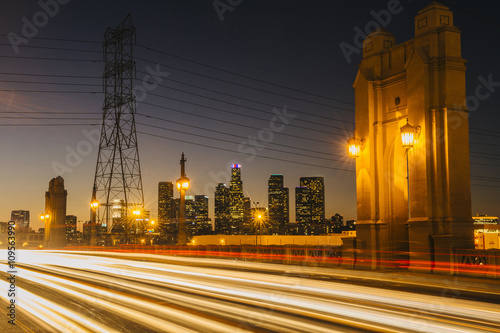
347;136;363;158
176;178;190;191
400;119;416;149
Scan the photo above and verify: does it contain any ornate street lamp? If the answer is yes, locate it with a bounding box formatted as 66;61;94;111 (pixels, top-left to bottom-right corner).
90;186;99;246
400;119;420;219
400;119;420;149
132;209;141;244
347;135;366;159
176;152;190;246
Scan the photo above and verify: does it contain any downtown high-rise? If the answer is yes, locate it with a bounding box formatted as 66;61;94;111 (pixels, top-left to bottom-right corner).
158;181;174;224
214;183;230;234
158;181;175;243
11;210;30;229
229;164;244;234
193;195;211;235
268;174;289;234
295;177;325;235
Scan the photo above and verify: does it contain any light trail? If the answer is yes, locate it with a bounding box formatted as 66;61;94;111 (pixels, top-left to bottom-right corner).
1;250;500;332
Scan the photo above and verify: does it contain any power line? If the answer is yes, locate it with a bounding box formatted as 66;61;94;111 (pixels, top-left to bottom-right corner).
471;175;500;181
0;75;354;128
470;141;500;148
0;116;100;120
0;43;100;53
137;44;353;107
470;127;500;134
470;153;500;161
0;34;100;44
137;122;348;163
136;102;344;144
0;111;100;114
144;91;351;135
0;55;102;62
0;71;353;126
138;131;355;173
0;72;100;79
136;56;353;112
471;177;500;183
0;39;354;112
0;89;99;94
136;114;341;157
470;130;500;138
136;69;354;125
0;79;100;87
471;184;500;188
470;161;500;167
0;123;98;126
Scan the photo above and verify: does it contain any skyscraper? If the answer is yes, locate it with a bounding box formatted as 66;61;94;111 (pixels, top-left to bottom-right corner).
268;174;289;234
295;186;311;223
10;210;30;229
65;215;77;244
193;195;211;236
229;164;244;234
194;195;209;221
215;183;230;234
295;177;325;235
241;196;252;234
44;176;67;248
158;181;174;224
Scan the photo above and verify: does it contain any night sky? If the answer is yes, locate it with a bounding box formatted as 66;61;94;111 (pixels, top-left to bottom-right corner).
1;0;499;231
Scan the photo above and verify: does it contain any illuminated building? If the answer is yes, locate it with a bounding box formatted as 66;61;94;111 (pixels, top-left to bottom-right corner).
215;183;230;234
65;215;77;244
229;164;244;234
44;176;67;248
158;181;174;224
194;195;209;221
111;199;125;228
295;177;325;235
192;195;211;236
473;215;498;224
241;197;252;234
268;174;289;234
352;2;473;270
473;215;499;250
299;177;325;224
11;210;30;229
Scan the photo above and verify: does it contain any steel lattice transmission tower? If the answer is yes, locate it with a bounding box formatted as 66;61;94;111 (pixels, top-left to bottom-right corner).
93;14;144;235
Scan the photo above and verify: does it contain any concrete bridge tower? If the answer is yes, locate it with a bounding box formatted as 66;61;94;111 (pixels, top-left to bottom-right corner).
353;2;474;271
44;176;67;248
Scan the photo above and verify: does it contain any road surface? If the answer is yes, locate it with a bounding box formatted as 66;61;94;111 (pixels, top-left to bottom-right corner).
1;250;500;332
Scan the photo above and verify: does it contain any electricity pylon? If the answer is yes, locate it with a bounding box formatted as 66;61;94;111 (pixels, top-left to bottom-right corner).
93;14;144;238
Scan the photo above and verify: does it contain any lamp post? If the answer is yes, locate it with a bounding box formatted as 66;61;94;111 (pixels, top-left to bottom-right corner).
252;201;260;247
149;220;155;245
257;214;263;246
176;152;190;246
40;213;50;247
132;209;141;244
90;186;99;247
400;119;420;219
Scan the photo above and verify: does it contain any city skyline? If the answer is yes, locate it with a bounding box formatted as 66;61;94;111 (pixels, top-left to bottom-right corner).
1;1;499;231
1;2;500;330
